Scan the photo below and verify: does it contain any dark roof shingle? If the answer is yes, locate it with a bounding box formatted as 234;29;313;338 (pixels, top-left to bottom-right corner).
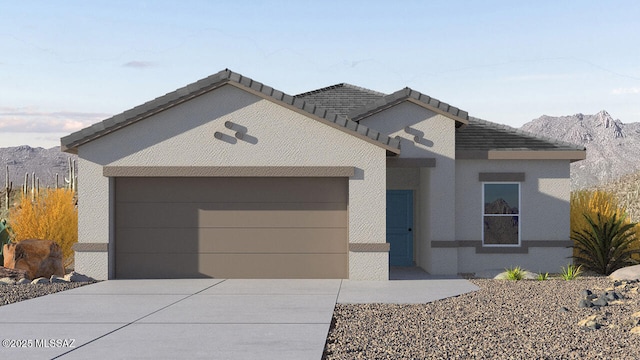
295;83;385;117
456;117;585;151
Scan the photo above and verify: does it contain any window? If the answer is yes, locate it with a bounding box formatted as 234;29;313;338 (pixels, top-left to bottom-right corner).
482;183;520;246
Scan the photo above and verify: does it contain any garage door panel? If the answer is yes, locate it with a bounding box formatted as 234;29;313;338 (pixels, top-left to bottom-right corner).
117;177;347;203
116;228;348;253
117;204;347;228
116;203;200;228
116;253;348;279
115;176;348;279
198;209;347;228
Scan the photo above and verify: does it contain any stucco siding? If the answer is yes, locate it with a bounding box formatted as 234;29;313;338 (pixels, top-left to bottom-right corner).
75;84;387;280
455;159;572;273
457;247;572;274
360;102;456;273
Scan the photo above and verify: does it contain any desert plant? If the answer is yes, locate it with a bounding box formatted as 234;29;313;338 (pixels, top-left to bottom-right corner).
9;188;77;268
560;263;583;280
0;219;13;265
571;212;639;275
570;190;640;261
537;272;549;281
505;266;526;281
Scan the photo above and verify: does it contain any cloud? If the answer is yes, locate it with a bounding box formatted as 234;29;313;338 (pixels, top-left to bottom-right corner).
122;61;155;69
0;107;110;133
611;87;640;95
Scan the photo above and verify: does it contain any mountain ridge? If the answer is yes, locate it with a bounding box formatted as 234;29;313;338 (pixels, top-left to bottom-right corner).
0;145;77;190
520;110;640;189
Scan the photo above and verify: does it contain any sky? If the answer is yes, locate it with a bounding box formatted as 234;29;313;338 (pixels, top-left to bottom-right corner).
1;1;639;149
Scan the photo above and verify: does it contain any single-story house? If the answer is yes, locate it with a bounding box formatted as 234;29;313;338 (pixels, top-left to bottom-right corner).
62;69;586;280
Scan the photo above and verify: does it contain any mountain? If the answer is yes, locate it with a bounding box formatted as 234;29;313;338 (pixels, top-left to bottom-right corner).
520;110;640;189
0;145;77;190
484;198;518;214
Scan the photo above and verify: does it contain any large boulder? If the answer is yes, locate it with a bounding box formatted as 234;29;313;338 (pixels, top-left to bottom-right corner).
609;265;640;281
2;240;64;280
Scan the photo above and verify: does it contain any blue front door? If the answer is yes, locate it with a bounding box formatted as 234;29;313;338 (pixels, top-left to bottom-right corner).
387;190;414;266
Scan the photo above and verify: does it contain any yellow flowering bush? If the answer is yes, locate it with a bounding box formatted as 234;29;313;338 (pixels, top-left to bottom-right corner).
9;188;77;268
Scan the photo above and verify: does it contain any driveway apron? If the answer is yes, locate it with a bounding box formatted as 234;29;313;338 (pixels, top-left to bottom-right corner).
0;279;340;360
0;276;479;359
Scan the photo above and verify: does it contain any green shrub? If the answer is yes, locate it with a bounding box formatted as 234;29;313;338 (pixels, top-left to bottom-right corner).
571;212;639;275
0;219;13;265
537;272;549;281
561;264;583;280
505;266;526;281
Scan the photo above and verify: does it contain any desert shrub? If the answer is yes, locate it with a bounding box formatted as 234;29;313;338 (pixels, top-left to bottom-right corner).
560;263;583;280
571;213;638;275
537;272;549;281
571;190;640;262
504;266;525;281
9;188;77;268
0;219;13;265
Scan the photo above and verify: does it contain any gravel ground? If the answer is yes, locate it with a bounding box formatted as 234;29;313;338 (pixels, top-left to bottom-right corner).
0;282;95;306
324;277;640;360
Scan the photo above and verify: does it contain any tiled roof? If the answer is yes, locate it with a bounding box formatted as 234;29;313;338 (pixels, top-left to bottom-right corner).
61;68;585;158
348;87;469;127
295;83;385;117
457;117;586;151
61;69;401;153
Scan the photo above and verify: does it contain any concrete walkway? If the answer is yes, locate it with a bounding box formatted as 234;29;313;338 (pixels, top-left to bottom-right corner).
0;276;479;360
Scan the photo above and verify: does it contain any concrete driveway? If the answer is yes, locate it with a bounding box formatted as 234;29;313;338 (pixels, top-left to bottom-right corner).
0;276;478;360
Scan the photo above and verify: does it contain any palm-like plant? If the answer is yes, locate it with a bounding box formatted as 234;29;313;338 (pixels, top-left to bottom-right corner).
571;212;639;275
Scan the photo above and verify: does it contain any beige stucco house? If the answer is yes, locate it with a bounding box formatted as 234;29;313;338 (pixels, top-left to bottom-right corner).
61;69;585;280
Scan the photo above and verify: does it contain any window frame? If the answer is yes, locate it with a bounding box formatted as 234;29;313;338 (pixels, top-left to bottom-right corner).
481;182;521;247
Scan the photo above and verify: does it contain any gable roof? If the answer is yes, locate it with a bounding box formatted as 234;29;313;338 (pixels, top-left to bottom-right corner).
61;69;585;161
296;85;469;127
61;69;401;154
296;83;584;161
348;87;469;127
456;117;586;161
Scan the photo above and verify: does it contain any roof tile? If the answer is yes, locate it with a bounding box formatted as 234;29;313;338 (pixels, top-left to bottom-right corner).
61;69;399;153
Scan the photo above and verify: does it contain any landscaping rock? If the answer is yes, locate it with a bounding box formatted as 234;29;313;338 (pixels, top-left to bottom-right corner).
0;277;15;285
578;299;592;308
3;240;64;280
581;289;593;297
30;277;49;284
631;326;640;334
578;314;601;330
63;271;94;282
50;275;68;283
609;265;640;281
15;278;30;285
558;306;570;313
605;291;620;301
592;296;609;307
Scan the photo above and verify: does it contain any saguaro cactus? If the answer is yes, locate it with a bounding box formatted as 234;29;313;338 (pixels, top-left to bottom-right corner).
4;165;12;211
64;158;77;191
22;173;28;198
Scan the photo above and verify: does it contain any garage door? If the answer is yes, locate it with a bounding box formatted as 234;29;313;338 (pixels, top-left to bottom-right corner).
115;177;348;279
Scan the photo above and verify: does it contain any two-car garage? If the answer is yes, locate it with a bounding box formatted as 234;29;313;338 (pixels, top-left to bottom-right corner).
65;71;394;281
114;176;349;279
